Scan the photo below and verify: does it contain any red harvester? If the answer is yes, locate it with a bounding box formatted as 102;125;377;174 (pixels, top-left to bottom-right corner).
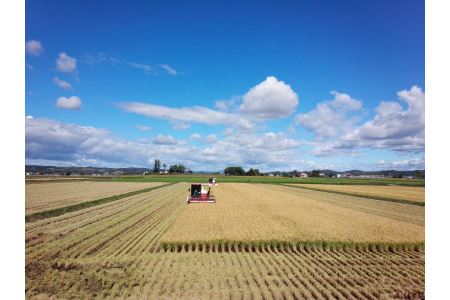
187;183;216;203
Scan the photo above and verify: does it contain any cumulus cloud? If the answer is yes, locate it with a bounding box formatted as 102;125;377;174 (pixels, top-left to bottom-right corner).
56;52;77;73
117;76;301;133
297;86;425;156
295;91;362;138
134;125;151;132
342;85;425;152
26;40;44;56
160;64;177;76
26;118;150;165
152;134;178;145
25;118;306;171
240;76;299;119
56;96;82;110
53;77;73;90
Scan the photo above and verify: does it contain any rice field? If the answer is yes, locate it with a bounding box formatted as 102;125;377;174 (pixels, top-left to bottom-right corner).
286;183;425;204
25;181;165;214
162;183;424;244
25;182;425;299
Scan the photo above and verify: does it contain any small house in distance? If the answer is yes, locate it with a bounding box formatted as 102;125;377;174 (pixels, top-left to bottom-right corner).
300;172;308;178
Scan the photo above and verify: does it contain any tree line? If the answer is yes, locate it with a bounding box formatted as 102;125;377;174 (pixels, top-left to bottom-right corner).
151;159;188;174
224;167;260;176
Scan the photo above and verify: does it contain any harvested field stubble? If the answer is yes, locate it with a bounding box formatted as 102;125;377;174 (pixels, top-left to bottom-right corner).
26;181;165;213
286;183;425;204
26;248;424;299
26;182;425;299
161;183;424;244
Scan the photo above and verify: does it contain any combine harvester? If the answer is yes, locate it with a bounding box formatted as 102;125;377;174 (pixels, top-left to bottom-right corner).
187;179;217;204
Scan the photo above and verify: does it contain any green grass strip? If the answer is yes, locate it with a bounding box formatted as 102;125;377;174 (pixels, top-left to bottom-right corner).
25;182;177;223
283;184;425;206
109;175;425;186
159;239;424;253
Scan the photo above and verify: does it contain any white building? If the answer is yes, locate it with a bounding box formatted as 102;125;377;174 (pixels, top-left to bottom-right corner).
300;172;308;178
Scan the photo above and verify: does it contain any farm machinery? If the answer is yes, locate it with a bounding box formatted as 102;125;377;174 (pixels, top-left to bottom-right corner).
187;182;216;203
208;177;218;186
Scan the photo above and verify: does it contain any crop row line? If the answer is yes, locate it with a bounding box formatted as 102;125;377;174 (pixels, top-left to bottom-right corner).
25;182;176;222
282;184;425;206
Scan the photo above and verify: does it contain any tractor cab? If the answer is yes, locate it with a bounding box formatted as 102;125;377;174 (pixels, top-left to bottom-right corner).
187;183;215;203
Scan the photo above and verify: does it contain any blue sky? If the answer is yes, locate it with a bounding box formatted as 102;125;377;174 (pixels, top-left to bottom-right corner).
25;0;424;171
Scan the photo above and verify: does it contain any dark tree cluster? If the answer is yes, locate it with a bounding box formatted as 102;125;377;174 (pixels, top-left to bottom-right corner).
224;167;245;176
169;164;186;174
224;167;261;176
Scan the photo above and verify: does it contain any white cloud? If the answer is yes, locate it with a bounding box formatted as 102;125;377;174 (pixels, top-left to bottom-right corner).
227;132;300;151
206;134;218;144
224;128;234;136
297;86;425;157
53;77;73;90
117;76;300;134
342;85;424;152
134;125;152;132
83;53;177;76
25;118;303;171
152;134;178;145
376;157;425;170
295;91;362;138
26;118;149;166
26;115;33;119
118;102;255;131
240;76;299;119
56;96;82;110
171;121;190;130
25;117;423;172
190;133;201;140
56;52;77;73
160;64;177;76
26;40;44;56
214;96;241;112
127;62;155;74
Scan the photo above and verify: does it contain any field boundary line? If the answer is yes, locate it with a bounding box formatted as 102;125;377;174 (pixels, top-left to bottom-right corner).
25;182;177;223
281;184;425;206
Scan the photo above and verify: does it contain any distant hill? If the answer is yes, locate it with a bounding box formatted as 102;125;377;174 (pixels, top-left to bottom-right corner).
25;165;150;175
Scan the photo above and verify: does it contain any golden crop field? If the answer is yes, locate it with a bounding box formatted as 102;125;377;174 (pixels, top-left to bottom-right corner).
25;181;164;214
286;183;425;203
26;182;425;299
162;183;424;243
